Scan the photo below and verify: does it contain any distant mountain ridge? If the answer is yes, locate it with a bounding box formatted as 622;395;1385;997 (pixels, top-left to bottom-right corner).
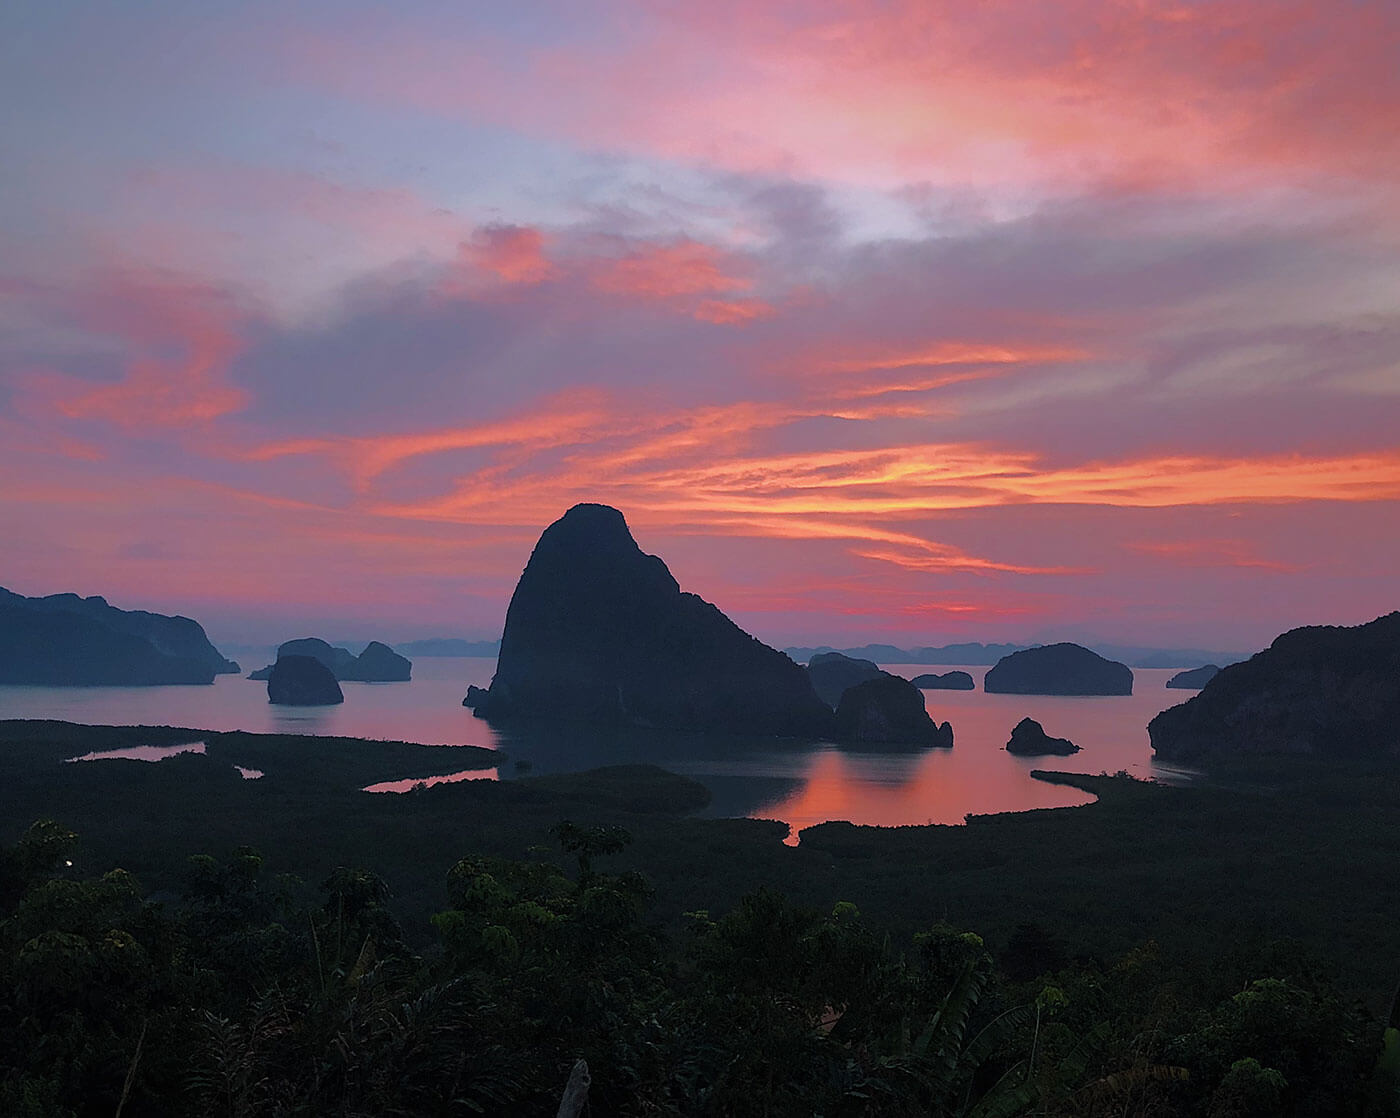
0;586;238;685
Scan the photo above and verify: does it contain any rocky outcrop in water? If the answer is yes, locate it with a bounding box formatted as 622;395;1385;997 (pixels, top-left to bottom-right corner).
267;654;344;705
0;586;238;685
834;675;953;747
985;644;1133;696
1165;664;1220;690
466;504;835;737
807;652;886;708
347;641;412;682
1005;717;1079;756
911;671;975;690
250;638;411;682
1149;613;1400;765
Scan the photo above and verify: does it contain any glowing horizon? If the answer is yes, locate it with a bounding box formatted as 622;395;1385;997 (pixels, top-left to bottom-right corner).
2;1;1397;652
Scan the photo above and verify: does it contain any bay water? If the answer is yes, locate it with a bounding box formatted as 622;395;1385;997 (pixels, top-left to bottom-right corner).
0;656;1198;838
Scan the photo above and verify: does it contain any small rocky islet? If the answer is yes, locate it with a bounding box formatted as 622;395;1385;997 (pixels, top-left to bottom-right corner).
1005;717;1079;757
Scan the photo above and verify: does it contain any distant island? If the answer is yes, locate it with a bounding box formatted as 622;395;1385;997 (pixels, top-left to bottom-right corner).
465;504;835;737
985;643;1133;696
1165;664;1220;690
249;638;411;682
911;671;976;690
0;586;239;686
1150;612;1400;765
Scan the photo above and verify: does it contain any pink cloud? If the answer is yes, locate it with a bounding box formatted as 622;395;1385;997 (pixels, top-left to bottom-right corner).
285;1;1400;197
15;267;252;428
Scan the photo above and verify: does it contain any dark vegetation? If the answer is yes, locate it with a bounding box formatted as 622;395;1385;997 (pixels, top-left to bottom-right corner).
4;720;1400;1114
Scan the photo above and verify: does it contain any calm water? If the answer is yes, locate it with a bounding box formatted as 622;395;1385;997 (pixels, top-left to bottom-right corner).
0;656;1198;838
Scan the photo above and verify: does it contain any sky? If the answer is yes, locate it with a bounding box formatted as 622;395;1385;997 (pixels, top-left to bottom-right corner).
2;0;1398;652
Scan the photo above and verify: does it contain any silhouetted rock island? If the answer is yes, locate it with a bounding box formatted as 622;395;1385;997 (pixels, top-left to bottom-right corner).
267;655;344;705
985;643;1133;695
1165;664;1220;690
911;671;975;690
0;586;239;685
806;652;885;708
1149;612;1400;765
1005;717;1079;756
464;504;835;737
835;675;953;747
250;638;411;682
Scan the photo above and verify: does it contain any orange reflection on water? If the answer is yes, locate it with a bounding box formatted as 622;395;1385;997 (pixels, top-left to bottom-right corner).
757;744;1096;846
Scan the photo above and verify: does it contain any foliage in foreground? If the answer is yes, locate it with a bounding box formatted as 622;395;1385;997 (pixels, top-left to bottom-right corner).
1;819;1397;1117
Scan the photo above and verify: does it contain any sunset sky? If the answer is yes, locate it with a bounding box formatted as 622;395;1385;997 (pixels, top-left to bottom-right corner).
3;1;1398;651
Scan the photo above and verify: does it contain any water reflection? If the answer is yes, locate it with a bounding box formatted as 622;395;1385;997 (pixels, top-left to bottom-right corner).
364;768;500;793
68;741;207;763
5;659;1203;834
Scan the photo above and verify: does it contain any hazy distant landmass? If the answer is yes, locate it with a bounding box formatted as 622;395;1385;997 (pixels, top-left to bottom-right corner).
786;642;1025;665
1150;612;1400;765
249;638;411;682
985;643;1133;696
465;504;836;737
396;638;501;658
0;586;239;685
786;641;1242;668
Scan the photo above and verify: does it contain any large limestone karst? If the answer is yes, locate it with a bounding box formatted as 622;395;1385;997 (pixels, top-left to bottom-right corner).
0;586;239;685
1149;613;1400;765
984;643;1133;696
465;504;835;737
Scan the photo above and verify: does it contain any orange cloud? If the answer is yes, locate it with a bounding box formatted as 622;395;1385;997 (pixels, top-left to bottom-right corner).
462;224;556;285
25;269;250;428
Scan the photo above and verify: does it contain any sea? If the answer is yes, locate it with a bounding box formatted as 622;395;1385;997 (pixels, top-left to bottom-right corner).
0;656;1199;841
